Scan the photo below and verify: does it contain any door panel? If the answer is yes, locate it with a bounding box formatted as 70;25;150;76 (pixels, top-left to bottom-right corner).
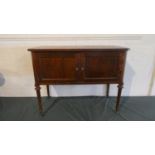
82;51;119;82
37;52;79;82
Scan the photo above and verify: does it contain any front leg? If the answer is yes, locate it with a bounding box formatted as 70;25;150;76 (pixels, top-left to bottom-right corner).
35;84;43;113
116;83;123;112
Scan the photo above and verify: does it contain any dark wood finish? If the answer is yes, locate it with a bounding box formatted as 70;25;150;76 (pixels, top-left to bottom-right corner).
28;46;129;113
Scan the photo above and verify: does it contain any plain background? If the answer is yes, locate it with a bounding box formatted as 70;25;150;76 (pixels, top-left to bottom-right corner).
0;0;155;155
0;34;155;97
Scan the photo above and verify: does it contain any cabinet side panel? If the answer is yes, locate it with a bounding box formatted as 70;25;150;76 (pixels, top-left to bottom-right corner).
118;51;127;83
31;52;40;85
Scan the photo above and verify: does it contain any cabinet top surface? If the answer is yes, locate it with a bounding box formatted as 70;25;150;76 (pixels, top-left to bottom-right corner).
28;45;129;51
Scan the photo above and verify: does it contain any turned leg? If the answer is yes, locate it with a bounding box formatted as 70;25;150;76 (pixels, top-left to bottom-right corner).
116;83;123;112
106;84;110;98
35;84;43;113
46;85;50;98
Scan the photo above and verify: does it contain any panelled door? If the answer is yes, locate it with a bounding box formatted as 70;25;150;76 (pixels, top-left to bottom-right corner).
36;52;80;83
81;51;120;83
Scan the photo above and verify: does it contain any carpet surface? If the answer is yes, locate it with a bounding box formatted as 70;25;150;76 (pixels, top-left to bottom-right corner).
0;96;155;121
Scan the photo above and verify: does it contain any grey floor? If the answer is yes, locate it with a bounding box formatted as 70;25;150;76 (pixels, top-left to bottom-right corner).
0;96;155;121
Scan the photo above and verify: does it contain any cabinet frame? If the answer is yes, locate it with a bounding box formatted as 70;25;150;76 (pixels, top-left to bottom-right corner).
28;46;129;113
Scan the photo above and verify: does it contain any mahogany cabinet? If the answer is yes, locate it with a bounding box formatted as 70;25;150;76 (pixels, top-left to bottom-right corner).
28;46;129;113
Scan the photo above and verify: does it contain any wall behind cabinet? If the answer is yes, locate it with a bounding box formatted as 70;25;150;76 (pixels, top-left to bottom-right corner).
0;34;155;96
